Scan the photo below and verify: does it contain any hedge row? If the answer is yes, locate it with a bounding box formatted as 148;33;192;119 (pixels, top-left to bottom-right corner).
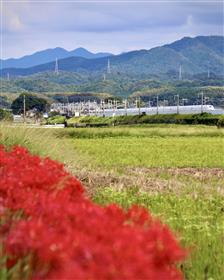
46;115;66;125
66;113;224;127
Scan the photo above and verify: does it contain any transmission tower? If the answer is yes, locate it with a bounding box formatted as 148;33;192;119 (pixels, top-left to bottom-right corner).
179;64;182;80
207;62;210;79
207;66;210;79
55;57;59;74
107;58;111;74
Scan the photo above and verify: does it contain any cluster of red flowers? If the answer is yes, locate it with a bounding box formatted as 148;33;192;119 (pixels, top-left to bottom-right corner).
0;146;186;279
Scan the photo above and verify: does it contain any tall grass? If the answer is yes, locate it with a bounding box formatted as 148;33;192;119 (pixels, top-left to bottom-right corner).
60;124;224;139
0;124;88;170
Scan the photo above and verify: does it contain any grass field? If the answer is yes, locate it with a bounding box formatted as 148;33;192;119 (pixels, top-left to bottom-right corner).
0;123;223;279
72;136;223;169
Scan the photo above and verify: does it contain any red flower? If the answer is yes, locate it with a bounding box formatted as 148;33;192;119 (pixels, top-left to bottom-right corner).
0;145;186;279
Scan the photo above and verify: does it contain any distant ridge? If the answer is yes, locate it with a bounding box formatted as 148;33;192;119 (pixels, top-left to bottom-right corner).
0;47;113;69
1;36;223;77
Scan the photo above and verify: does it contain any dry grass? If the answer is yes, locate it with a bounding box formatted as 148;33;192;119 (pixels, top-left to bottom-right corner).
74;167;224;197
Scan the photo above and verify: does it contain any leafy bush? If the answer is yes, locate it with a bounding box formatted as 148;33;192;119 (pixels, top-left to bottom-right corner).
46;115;65;124
0;108;13;121
217;117;224;128
0;146;186;279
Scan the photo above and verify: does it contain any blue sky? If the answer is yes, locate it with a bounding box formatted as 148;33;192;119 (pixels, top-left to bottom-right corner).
1;0;224;58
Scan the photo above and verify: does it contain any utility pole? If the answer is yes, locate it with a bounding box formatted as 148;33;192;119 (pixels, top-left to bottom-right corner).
182;98;188;106
156;95;159;115
113;100;115;114
135;98;138;109
103;100;105;116
135;98;140;115
204;96;209;105
163;99;168;106
124;99;127;116
88;100;90;115
7;72;10;81
199;92;204;113
138;97;141;115
23;94;26;123
174;94;179;114
94;100;97;116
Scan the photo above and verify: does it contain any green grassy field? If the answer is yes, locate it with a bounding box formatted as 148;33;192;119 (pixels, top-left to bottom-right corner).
0;123;223;279
72;136;223;169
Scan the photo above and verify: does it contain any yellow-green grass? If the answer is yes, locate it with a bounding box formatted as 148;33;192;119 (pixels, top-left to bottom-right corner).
57;124;224;171
61;124;224;138
72;136;223;170
0;124;87;170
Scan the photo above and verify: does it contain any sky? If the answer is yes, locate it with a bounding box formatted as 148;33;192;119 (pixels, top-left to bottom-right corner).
1;0;224;59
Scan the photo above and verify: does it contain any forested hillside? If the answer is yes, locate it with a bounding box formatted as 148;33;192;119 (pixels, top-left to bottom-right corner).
1;36;223;77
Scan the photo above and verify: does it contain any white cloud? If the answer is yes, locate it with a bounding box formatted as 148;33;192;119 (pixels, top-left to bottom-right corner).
1;1;223;58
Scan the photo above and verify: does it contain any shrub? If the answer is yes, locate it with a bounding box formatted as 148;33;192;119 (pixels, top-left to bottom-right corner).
217;117;224;128
46;115;65;124
0;146;186;279
67;114;221;127
0;108;13;121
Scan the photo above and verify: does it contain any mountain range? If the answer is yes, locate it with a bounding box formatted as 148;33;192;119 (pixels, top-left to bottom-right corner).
0;47;112;69
1;36;224;78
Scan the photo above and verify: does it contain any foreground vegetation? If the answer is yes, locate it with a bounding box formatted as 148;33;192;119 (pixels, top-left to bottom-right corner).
0;123;223;279
2;147;186;279
94;188;224;280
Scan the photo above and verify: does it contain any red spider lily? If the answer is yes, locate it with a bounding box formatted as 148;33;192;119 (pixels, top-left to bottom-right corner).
0;145;186;279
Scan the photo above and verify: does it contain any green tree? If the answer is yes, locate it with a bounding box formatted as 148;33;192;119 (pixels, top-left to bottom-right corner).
11;94;49;114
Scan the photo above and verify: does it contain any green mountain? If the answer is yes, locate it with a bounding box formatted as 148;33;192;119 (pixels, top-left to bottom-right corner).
0;47;112;69
1;36;223;78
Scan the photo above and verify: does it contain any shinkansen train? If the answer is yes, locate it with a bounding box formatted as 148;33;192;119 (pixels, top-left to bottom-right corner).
92;105;216;117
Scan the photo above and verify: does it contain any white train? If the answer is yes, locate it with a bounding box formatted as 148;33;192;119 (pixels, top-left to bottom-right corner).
93;105;216;117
